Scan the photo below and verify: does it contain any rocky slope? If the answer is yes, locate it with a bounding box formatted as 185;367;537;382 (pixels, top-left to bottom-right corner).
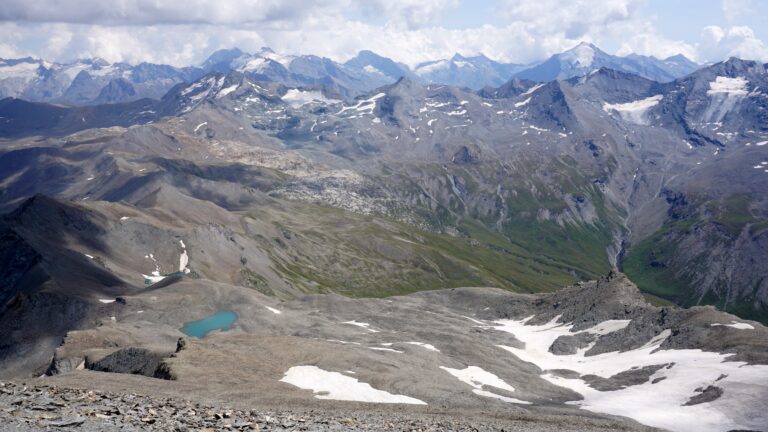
0;57;204;106
0;381;655;431
2;57;766;322
2;265;766;432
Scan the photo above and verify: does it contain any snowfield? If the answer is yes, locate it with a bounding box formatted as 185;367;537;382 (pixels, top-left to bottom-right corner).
707;76;748;96
492;316;768;432
704;76;749;121
603;95;663;125
280;366;426;405
281;89;339;108
337;93;385;115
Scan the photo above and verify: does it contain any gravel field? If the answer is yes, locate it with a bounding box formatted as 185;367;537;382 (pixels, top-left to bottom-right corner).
0;381;656;432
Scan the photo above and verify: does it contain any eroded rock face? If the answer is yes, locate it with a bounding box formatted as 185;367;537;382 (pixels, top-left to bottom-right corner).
684;385;724;406
549;333;595;355
452;145;480;164
85;347;172;377
495;272;651;330
582;364;670;391
0;224;42;308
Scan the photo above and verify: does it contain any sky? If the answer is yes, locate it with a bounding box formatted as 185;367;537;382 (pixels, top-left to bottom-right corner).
0;0;766;67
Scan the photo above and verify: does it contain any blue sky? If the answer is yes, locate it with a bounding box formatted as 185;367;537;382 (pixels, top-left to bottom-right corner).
0;0;766;66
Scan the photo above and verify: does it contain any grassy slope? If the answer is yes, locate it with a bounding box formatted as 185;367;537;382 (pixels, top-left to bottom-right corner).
623;194;768;324
244;197;613;299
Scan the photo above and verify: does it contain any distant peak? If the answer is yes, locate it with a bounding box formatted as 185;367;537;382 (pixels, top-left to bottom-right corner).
663;53;697;65
0;56;38;65
574;41;598;50
665;54;686;61
561;42;599;66
350;50;389;63
211;47;244;56
201;47;246;69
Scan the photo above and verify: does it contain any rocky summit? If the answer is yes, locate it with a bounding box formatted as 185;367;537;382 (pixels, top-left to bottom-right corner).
0;39;768;432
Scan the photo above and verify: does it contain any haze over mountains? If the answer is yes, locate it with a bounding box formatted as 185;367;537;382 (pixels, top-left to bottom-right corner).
1;39;768;432
0;43;700;105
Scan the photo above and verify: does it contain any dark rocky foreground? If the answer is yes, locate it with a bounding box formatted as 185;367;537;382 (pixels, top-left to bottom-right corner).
0;381;652;432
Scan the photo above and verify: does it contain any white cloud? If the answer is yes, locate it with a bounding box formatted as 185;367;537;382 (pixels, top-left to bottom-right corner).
616;32;698;61
700;25;768;62
362;0;460;30
0;0;460;30
721;0;754;22
498;0;645;40
0;0;343;26
0;0;765;69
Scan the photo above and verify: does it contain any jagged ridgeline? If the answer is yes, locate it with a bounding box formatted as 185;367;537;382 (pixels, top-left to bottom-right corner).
1;50;766;324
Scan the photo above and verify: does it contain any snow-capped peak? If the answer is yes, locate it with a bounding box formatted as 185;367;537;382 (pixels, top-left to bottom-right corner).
563;43;596;67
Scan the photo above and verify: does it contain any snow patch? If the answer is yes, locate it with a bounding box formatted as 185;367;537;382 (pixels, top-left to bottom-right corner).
265;306;282;315
343;320;380;333
440;366;530;405
282;89;338;108
707;76;748;96
405;342;440;352
337;93;385;115
217;84;238;98
369;347;403;353
602;95;663;125
514;97;531;108
193;122;207;133
178;240;190;273
280;366;426;404
521;83;544;96
363;65;384;75
704;76;749;122
710;321;754;330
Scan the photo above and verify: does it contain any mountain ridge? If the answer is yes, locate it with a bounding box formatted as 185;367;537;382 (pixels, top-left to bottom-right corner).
0;43;701;105
1;56;766;328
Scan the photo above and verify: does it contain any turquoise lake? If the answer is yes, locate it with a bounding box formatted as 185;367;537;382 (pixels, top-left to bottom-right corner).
180;311;238;339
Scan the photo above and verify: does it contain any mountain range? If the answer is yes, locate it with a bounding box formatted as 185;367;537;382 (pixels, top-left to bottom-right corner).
0;43;700;106
1;42;767;432
2;53;767;320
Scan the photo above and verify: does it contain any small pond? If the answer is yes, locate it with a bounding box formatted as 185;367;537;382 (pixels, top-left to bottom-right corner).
180;310;238;339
